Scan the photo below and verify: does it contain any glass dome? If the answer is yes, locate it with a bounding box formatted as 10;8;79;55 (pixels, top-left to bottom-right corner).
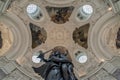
82;5;93;15
32;55;41;63
76;51;88;63
78;55;87;63
32;52;41;63
77;4;93;21
26;4;38;14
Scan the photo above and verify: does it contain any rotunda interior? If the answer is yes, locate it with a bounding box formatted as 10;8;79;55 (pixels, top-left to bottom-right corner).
0;0;120;80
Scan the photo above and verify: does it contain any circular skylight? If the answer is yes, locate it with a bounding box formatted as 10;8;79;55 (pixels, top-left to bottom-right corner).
32;55;41;63
78;55;87;63
27;4;38;14
76;51;88;63
82;5;93;15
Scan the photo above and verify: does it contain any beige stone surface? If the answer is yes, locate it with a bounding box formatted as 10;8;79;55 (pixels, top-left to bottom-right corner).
0;0;120;80
0;22;13;56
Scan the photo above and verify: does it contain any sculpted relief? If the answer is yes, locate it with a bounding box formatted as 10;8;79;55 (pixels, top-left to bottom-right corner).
46;6;74;24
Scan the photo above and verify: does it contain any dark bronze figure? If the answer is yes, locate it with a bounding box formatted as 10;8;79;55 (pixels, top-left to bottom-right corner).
32;47;77;80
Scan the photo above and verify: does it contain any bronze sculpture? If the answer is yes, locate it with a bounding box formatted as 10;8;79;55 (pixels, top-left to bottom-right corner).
32;47;78;80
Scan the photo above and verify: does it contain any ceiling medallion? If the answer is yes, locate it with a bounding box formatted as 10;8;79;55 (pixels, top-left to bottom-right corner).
45;0;75;5
48;26;70;45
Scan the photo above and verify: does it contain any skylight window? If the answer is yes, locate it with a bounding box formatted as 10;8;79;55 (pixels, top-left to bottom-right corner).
32;55;41;63
82;5;93;15
27;4;38;14
75;51;88;63
32;52;41;63
26;4;43;20
78;55;88;63
77;4;93;20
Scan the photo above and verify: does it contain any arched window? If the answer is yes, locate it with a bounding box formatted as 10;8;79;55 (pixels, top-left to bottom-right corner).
26;4;43;20
77;5;93;20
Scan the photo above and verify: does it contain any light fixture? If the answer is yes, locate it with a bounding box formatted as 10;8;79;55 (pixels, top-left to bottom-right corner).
108;7;112;11
26;4;38;14
82;5;93;15
32;55;41;63
76;51;88;63
26;4;43;20
32;52;41;63
77;4;93;20
78;55;88;63
101;59;105;62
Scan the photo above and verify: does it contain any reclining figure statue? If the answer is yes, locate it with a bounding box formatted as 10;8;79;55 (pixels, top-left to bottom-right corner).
32;47;78;80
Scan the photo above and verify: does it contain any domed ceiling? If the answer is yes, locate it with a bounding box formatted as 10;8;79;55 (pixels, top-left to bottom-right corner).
0;0;120;80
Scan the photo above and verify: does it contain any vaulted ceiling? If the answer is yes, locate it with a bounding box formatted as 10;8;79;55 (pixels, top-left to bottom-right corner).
0;0;120;80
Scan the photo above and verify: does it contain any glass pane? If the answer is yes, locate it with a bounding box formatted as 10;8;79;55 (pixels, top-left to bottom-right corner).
27;4;38;14
82;5;93;15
